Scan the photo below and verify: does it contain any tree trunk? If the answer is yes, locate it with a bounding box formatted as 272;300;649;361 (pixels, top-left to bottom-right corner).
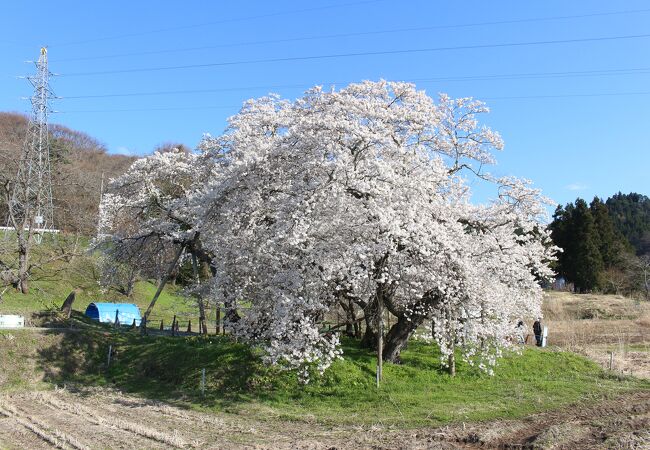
198;299;208;335
360;308;378;349
190;249;209;335
16;235;30;294
382;314;425;363
343;299;356;337
125;270;136;297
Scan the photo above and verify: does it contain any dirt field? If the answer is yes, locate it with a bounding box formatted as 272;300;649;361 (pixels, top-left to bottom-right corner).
0;387;648;449
543;292;650;378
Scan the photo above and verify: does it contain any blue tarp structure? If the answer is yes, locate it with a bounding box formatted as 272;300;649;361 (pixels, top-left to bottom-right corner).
85;303;142;326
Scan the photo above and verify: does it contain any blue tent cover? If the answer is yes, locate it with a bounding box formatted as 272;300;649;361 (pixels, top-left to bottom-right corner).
85;302;142;326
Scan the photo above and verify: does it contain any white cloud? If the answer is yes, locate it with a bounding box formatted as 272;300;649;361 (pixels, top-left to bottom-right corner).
566;182;588;191
112;146;134;156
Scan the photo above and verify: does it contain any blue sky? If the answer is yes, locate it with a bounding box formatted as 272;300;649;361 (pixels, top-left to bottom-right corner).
1;0;648;207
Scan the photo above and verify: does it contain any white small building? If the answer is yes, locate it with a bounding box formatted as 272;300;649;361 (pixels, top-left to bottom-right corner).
0;315;25;328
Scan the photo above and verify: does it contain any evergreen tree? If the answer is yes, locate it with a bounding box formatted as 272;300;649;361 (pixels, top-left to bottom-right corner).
549;204;571;279
571;199;603;292
589;197;629;268
550;199;604;292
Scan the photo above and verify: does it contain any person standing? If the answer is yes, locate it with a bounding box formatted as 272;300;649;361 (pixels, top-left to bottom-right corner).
533;318;543;347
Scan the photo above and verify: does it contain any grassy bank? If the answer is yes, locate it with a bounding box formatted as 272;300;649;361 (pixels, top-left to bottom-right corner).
6;325;646;428
0;236;195;326
0;257;194;329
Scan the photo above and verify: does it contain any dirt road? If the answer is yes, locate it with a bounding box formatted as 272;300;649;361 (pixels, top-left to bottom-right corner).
0;388;648;449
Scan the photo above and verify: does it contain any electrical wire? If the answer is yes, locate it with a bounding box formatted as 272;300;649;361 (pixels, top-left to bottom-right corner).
57;91;650;113
49;0;388;48
50;6;650;63
58;67;650;100
59;33;650;77
483;91;650;100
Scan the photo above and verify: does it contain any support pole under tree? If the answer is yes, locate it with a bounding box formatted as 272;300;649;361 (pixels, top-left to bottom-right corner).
140;244;186;335
377;290;383;383
448;343;456;377
215;305;221;335
191;250;208;335
60;290;76;319
171;315;177;337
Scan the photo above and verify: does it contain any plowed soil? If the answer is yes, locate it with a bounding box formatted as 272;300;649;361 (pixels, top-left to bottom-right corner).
0;388;648;449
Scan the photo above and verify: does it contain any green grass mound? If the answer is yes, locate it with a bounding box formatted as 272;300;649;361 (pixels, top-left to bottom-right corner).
37;329;649;427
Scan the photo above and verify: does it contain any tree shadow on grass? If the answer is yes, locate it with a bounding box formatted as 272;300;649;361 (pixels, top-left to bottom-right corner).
36;318;296;410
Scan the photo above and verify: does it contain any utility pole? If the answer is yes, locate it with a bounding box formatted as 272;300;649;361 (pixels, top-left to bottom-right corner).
8;47;56;237
5;47;56;293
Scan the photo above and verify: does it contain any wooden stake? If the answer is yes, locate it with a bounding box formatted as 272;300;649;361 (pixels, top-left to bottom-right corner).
107;345;112;368
190;250;208;335
377;293;383;383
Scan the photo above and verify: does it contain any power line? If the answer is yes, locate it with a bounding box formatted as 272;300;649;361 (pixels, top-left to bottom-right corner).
57;91;650;113
50;0;388;48
483;91;650;100
60;33;650;77
50;6;650;63
58;67;650;100
58;105;237;113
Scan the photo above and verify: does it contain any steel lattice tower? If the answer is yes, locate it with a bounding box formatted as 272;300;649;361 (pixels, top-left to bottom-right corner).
6;47;55;241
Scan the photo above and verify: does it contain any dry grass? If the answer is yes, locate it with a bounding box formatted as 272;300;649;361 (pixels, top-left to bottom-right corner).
543;291;650;378
35;391;189;448
1;387;649;449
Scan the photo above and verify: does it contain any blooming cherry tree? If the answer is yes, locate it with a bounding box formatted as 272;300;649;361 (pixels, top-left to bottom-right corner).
195;80;555;378
97;148;216;332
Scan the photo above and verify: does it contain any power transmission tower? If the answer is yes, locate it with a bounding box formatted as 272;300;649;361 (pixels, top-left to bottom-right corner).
6;47;56;244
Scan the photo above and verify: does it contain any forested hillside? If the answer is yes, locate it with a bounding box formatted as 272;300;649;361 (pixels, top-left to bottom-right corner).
550;193;649;296
0;112;137;234
606;192;650;256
